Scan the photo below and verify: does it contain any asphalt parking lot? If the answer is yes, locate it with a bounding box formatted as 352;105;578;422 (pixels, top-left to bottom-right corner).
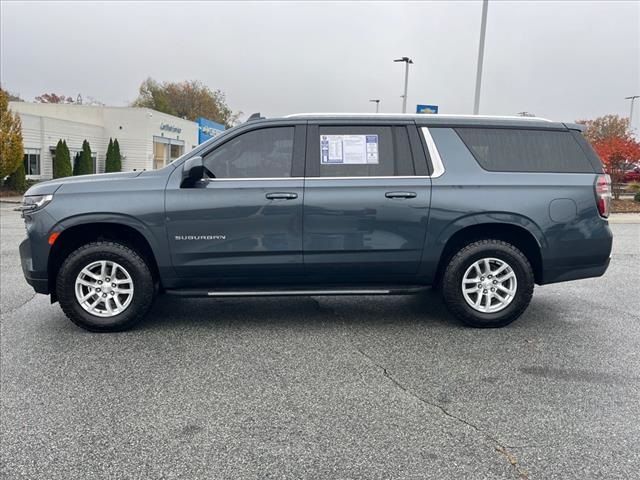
1;202;639;480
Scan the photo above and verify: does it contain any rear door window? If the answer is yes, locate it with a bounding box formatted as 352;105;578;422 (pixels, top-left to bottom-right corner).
310;126;414;177
455;128;595;173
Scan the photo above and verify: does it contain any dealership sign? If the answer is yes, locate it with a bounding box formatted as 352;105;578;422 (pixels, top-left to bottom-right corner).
416;104;439;114
160;123;182;133
197;117;225;144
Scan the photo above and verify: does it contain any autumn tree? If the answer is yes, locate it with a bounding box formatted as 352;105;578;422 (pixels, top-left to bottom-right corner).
577;115;630;144
0;88;24;179
591;136;640;199
132;78;239;128
53;139;72;178
35;93;75;104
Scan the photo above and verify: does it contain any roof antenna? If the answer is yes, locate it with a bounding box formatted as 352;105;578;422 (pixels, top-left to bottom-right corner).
246;112;264;122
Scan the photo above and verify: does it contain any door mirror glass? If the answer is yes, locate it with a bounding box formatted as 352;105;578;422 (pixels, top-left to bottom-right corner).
181;156;205;187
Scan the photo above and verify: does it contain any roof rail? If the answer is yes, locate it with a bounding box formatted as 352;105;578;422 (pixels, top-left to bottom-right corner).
284;113;553;122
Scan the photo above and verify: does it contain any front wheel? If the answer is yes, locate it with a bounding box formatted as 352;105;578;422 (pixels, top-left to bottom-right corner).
56;241;155;332
441;239;534;328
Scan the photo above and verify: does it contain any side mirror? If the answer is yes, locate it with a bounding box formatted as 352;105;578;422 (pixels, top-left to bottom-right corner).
181;156;204;187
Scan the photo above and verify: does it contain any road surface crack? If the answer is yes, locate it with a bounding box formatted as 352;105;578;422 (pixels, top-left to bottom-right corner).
354;346;529;480
0;291;37;317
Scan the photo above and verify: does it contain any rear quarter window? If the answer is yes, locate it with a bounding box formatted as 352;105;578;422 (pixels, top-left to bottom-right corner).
455;128;596;173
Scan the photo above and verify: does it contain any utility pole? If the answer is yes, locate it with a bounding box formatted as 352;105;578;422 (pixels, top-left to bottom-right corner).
394;57;414;113
625;95;639;132
369;99;381;113
473;0;489;115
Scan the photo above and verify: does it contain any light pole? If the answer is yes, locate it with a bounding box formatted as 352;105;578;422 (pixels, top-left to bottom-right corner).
394;57;413;113
369;99;381;113
473;0;489;115
625;95;639;132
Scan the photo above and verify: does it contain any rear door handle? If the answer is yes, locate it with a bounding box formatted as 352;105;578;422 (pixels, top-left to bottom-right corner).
385;191;417;199
266;192;298;200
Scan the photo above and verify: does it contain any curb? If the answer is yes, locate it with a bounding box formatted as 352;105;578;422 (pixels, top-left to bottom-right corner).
609;214;640;224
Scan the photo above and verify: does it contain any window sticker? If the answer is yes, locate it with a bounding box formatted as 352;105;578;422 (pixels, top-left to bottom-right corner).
320;135;379;164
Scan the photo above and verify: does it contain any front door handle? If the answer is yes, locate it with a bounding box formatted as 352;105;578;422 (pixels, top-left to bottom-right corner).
385;191;417;199
266;192;298;200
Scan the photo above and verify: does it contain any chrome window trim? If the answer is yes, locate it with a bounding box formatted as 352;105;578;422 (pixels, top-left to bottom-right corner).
205;177;299;182
421;127;445;178
204;176;430;181
305;176;430;180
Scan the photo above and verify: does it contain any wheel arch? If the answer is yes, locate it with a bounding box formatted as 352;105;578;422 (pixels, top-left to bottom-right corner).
434;216;545;286
48;217;162;302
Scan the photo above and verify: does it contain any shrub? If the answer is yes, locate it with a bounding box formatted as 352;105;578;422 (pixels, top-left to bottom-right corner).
105;138;122;173
5;162;26;192
634;192;640;203
112;139;122;172
53;139;72;178
73;140;93;175
628;182;640;193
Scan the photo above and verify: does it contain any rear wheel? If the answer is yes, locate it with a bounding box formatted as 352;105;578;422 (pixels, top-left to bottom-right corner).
56;241;155;332
441;239;534;328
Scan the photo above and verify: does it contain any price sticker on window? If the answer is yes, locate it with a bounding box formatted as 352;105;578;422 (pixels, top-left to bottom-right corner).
321;135;379;164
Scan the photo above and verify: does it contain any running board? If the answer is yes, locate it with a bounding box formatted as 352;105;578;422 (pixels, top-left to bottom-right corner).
165;285;430;298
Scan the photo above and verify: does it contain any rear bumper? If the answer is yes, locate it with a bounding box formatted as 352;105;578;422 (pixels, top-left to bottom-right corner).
19;238;49;294
540;256;611;285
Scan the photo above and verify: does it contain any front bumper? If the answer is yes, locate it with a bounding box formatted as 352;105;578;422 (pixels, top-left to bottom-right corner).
19;237;49;294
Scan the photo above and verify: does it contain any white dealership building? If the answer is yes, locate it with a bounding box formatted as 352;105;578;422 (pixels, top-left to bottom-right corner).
9;102;224;180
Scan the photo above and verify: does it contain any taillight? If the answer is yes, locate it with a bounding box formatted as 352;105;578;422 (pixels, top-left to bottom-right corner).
594;174;611;218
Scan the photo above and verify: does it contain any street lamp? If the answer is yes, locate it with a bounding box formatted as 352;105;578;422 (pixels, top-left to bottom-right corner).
369;99;381;113
473;0;489;115
394;57;414;113
625;95;639;132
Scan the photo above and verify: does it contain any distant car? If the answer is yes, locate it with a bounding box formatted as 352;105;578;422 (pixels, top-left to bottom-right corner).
623;166;640;183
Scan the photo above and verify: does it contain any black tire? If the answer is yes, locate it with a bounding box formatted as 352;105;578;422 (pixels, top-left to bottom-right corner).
441;239;534;328
56;241;155;332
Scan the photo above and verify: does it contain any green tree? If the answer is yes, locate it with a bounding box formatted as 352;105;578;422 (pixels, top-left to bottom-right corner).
0;88;24;179
5;162;26;192
105;138;122;172
112;139;122;172
132;78;240;128
105;138;114;172
74;140;93;175
53;139;72;178
577;115;631;144
73;152;80;176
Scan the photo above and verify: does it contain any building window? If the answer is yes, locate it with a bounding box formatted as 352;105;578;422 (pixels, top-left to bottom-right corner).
153;142;167;169
153;136;185;169
170;143;183;160
23;149;41;176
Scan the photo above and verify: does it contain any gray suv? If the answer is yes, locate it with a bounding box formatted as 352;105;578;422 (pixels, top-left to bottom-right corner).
19;114;613;332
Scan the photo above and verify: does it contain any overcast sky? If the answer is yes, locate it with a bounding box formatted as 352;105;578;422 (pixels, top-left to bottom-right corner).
1;1;639;128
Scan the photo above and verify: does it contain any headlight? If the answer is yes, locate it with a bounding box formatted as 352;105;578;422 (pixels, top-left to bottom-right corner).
15;194;54;213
